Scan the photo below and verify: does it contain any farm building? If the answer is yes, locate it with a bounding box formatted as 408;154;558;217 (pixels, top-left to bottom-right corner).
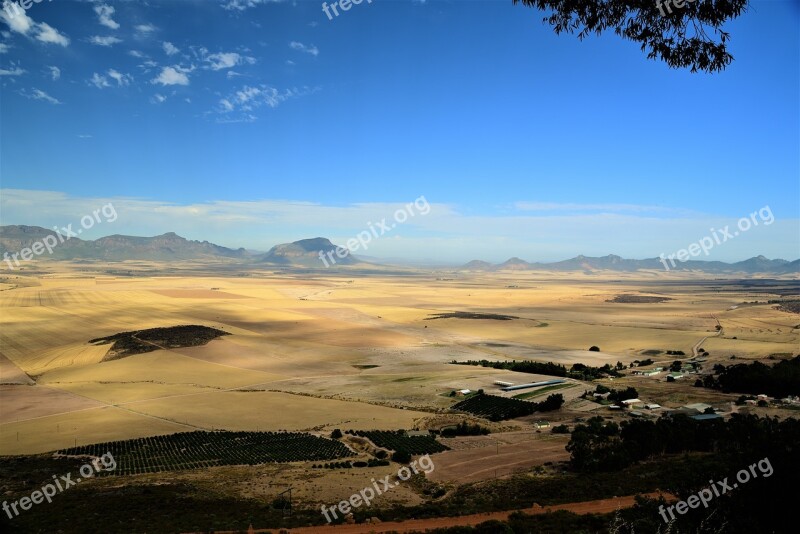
534;421;550;429
501;379;565;392
405;430;431;438
621;398;642;406
457;389;472;396
684;403;713;412
645;403;661;410
494;380;514;387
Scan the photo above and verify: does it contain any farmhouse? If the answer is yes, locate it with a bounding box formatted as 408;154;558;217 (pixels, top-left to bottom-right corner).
684;403;713;412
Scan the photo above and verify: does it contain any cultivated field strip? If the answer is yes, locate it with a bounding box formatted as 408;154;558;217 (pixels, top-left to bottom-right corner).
55;430;356;475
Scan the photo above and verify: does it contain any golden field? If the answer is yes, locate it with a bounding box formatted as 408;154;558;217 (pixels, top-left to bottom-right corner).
0;264;797;456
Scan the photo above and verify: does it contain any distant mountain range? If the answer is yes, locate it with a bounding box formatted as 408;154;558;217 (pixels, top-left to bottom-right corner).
1;225;797;273
462;254;800;274
0;226;247;261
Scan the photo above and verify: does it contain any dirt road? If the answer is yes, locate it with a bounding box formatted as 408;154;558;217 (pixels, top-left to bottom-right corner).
213;492;670;534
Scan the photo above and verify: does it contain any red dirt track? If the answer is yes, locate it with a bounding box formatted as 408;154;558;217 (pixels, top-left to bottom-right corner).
206;492;670;534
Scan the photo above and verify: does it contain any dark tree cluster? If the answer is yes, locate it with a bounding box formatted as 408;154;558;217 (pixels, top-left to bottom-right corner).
453;392;564;421
702;356;800;397
440;421;491;437
450;359;568;377
567;413;799;473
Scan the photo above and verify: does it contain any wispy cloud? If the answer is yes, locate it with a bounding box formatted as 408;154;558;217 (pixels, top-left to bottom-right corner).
216;84;315;120
1;10;70;47
1;189;796;263
135;23;157;35
89;72;111;89
0;43;9;54
47;65;60;80
107;69;132;86
94;4;120;30
0;64;25;76
89;35;122;47
289;41;318;56
163;41;179;55
152;66;190;86
19;88;60;104
222;0;284;11
33;22;70;46
205;51;255;70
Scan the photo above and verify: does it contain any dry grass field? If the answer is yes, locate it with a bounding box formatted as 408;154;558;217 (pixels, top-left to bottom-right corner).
1;264;797;465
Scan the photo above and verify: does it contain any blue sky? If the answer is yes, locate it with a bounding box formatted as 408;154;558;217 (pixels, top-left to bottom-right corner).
1;0;798;263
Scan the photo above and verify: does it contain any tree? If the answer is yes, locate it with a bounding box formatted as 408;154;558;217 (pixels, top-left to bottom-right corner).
670;360;683;372
392;450;412;463
330;429;343;439
538;393;565;411
589;346;600;352
512;1;748;73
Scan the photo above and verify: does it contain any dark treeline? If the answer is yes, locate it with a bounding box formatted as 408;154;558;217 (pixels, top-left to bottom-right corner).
703;355;800;397
450;359;621;380
566;413;799;473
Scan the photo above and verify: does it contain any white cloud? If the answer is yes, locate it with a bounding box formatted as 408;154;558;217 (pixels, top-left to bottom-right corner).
0;8;35;35
0;9;69;46
94;4;120;30
89;72;110;89
77;134;92;139
0;43;9;54
152;66;189;86
216;84;314;120
163;41;179;55
289;41;318;56
1;189;796;263
222;0;283;11
0;64;24;76
47;65;60;80
513;202;691;215
205;52;254;70
107;69;132;86
151;93;167;104
135;24;157;34
129;50;145;58
19;88;60;104
35;23;69;46
89;35;122;47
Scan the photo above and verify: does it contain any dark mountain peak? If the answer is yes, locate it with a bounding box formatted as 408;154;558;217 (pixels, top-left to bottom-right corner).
290;237;337;252
258;237;356;266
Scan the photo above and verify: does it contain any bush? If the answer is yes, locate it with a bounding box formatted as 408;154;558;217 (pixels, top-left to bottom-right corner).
392;450;412;464
551;424;570;434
